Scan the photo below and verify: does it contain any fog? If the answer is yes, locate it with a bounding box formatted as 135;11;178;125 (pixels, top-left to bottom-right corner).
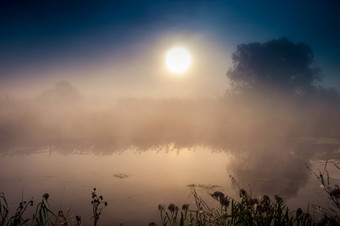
1;0;339;221
1;79;339;199
1;38;340;224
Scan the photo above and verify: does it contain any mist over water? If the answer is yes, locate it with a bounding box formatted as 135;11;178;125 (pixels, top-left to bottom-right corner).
1;38;340;224
1;81;339;188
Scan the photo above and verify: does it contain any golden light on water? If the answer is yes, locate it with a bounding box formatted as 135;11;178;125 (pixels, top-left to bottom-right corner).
165;47;191;73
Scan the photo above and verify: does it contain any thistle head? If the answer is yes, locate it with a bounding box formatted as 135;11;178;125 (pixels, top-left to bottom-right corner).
220;196;230;208
239;189;247;198
182;204;189;211
43;193;49;200
274;195;283;204
168;203;178;214
158;204;165;211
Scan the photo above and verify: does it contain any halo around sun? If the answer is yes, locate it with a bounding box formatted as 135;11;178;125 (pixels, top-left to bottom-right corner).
165;48;191;73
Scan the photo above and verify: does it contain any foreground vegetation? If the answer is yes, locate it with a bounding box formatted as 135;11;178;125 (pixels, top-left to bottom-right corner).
156;188;336;226
155;162;340;226
1;162;339;226
0;188;107;226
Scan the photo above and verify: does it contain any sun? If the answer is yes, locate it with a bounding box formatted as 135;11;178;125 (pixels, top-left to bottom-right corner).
165;47;191;73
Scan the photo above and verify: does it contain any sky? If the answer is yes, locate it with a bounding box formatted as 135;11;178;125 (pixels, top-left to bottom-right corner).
0;0;339;97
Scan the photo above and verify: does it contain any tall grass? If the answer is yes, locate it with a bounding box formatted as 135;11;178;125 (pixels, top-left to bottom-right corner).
91;188;107;226
308;160;340;225
157;188;317;226
1;161;339;225
0;189;107;226
156;165;340;226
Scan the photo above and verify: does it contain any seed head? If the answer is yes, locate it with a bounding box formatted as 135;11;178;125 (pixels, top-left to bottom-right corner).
182;204;189;211
239;189;247;198
274;195;283;204
330;186;340;198
158;204;165;211
168;203;178;214
262;195;270;201
296;208;303;217
43;193;49;200
211;191;225;200
220;196;230;208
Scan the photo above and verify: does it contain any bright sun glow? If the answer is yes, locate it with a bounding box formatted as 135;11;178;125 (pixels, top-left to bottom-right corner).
165;48;191;73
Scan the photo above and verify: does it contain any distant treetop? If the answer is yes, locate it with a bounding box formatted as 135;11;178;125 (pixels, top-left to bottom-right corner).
227;38;322;96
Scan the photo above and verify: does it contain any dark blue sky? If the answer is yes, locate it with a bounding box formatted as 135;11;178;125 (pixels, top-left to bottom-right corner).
1;0;339;95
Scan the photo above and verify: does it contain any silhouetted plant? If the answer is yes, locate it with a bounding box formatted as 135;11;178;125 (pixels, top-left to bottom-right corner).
0;192;35;226
32;193;55;226
7;199;33;225
0;192;9;225
157;187;319;226
90;188;107;226
308;160;340;224
0;189;110;226
75;215;81;226
54;210;71;226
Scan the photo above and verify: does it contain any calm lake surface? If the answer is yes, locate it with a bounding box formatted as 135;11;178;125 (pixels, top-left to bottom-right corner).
1;138;340;225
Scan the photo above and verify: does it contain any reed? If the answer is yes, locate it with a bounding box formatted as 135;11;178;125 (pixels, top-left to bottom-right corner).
1;161;339;225
157;188;316;226
0;189;107;226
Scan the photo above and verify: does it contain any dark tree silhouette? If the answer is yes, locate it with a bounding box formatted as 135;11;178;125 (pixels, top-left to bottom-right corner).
227;38;322;96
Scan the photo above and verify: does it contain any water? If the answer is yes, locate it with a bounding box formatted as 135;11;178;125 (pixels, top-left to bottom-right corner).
1;139;339;225
1;97;339;224
1;146;232;224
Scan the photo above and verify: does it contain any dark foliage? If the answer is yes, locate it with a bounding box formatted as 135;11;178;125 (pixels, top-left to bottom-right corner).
227;38;322;96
